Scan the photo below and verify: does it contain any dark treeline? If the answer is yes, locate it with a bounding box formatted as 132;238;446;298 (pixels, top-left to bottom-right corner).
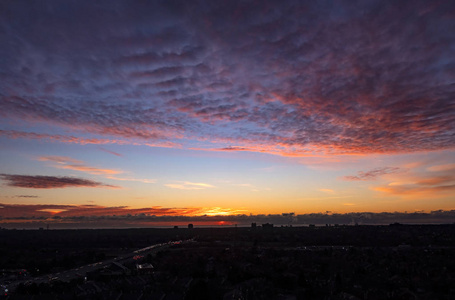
1;225;454;275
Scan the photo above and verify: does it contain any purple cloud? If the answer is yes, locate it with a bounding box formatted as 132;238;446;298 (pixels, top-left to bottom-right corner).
1;1;454;155
0;174;119;189
343;167;402;181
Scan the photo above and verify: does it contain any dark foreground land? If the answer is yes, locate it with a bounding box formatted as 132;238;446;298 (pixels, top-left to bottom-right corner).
1;224;454;299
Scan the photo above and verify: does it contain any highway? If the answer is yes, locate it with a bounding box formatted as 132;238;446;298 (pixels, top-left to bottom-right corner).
5;239;191;295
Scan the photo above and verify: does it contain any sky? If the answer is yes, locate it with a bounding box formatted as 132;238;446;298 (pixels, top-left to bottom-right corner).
1;0;454;228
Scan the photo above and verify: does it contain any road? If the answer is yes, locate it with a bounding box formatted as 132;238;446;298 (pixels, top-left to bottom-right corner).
5;239;192;295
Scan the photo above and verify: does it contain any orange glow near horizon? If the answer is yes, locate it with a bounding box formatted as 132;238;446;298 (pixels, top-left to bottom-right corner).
36;209;68;215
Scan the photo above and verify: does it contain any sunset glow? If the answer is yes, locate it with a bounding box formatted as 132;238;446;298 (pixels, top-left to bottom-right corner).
0;1;454;228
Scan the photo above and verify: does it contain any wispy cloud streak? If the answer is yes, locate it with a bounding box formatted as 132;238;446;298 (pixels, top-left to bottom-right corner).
165;181;215;190
36;156;155;184
99;148;122;157
39;156;121;175
0;174;118;189
343;167;402;181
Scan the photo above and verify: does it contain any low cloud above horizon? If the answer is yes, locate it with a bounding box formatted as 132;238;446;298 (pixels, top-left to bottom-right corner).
0;203;246;223
0;203;454;229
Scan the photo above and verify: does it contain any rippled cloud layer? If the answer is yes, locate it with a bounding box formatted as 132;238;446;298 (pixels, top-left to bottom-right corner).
1;0;454;156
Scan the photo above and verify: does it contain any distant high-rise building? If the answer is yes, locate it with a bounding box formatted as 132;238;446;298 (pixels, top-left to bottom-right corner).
251;222;257;228
262;223;273;229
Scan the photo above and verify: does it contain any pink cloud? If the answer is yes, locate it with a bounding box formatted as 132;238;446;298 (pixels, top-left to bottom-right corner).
99;147;123;157
373;184;455;196
427;163;455;172
372;170;455;198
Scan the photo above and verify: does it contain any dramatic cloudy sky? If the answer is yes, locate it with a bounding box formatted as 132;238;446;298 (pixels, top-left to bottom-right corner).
1;0;454;228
